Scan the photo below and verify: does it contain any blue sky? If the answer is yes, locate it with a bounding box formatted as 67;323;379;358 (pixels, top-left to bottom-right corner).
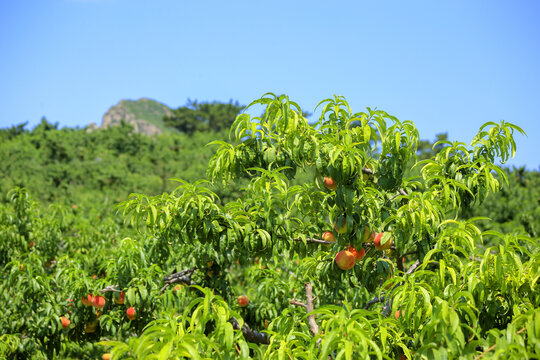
1;0;538;169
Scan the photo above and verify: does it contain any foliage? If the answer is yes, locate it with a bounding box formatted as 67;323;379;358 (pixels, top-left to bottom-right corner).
0;94;538;359
164;100;245;135
461;167;540;237
0;119;248;207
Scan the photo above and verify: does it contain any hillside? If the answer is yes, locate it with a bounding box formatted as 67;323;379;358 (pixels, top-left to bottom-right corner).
100;98;176;135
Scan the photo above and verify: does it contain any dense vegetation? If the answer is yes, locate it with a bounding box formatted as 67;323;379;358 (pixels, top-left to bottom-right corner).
0;118;244;206
164;100;245;135
0;95;538;359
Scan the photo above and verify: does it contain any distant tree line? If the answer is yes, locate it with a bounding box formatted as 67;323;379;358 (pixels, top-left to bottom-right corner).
163;100;244;134
1;106;538;237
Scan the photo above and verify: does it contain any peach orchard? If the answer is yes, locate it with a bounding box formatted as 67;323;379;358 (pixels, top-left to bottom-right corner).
0;94;538;359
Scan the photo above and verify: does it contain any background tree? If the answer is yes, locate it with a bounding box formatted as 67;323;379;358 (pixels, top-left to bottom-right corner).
164;99;245;134
416;133;449;161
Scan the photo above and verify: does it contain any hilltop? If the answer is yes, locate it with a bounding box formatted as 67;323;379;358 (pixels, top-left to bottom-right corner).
100;98;175;135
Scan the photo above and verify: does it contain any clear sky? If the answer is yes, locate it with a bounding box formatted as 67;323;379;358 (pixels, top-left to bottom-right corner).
1;0;538;169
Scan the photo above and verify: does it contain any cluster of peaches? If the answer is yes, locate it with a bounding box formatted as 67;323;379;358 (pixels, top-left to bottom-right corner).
60;292;136;335
323;226;393;270
322;177;394;271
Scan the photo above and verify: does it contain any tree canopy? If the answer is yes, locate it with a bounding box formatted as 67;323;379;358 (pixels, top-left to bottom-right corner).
164;100;245;134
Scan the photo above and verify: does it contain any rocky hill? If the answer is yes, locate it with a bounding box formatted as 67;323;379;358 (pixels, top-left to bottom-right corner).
100;98;174;135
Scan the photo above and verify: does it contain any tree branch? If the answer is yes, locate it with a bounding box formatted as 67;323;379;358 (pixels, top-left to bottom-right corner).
362;167;374;175
289;299;307;308
294;237;399;253
304;282;319;336
364;296;385;310
289;283;319;336
363;243;397;252
160;267;198;292
293;237;335;245
396;255;405;273
100;285;121;293
401;250;417;258
229;317;270;345
473;327;526;360
389;188;409;202
405;260;422;274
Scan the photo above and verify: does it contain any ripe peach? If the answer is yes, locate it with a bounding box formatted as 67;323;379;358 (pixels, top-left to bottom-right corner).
323;177;337;191
322;231;336;243
335;250;355;270
126;306;136;320
347;246;365;261
61;316;70;330
237;295;249;307
92;295;106;309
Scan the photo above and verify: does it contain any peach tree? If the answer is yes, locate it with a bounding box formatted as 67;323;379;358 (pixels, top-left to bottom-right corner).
101;93;539;359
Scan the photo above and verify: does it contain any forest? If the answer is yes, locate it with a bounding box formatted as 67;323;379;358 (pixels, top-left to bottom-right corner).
0;95;539;359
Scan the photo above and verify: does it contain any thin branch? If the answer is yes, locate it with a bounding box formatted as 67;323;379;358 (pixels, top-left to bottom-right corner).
293;237;334;245
362;167;407;200
100;285;121;293
229;317;270;345
401;250;417;258
363;243;398;252
473;327;526;360
294;237;398;253
160;267;198;292
389;188;409;202
396;256;405;273
163;267;198;282
304;282;319;336
362;167;374;175
289;299;307;308
364;296;385;310
405;260;422;274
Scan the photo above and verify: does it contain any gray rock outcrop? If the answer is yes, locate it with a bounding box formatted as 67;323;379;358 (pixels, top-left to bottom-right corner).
100;98;173;136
